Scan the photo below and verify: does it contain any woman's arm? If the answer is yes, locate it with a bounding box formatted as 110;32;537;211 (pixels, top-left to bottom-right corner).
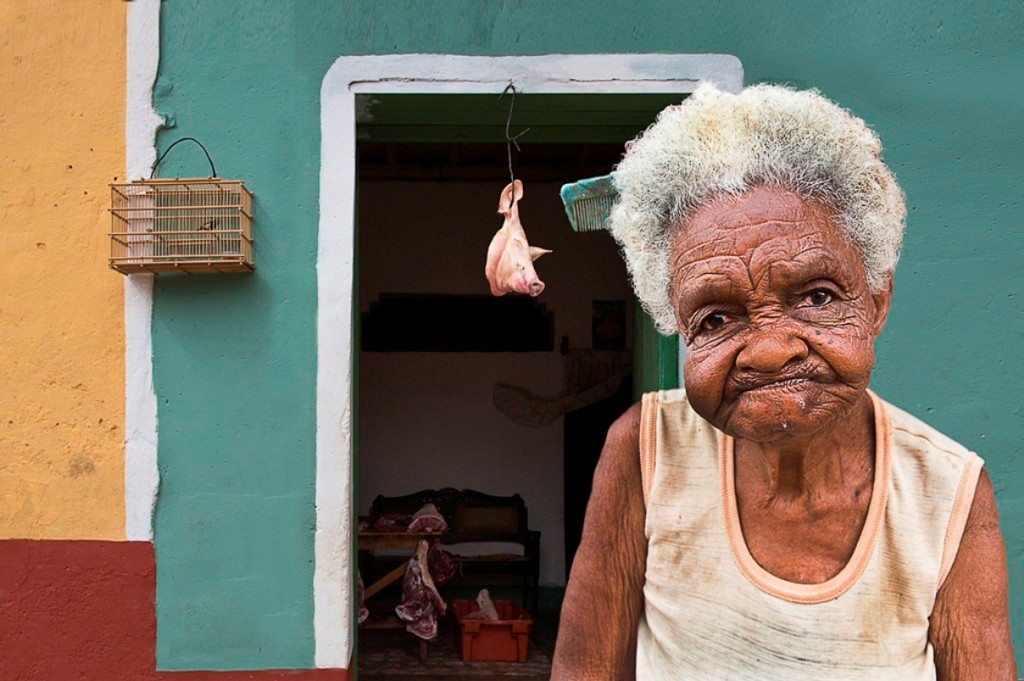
551;402;648;680
930;470;1017;680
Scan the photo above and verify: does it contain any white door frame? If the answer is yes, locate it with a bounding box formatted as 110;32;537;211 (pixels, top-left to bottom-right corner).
315;52;743;668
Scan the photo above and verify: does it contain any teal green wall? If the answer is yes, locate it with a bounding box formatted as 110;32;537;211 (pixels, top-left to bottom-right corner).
153;0;1023;670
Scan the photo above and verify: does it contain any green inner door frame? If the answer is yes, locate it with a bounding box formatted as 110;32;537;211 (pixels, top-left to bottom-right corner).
633;309;680;398
356;92;683;400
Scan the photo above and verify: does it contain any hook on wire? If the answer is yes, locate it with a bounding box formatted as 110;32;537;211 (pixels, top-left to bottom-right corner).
499;82;530;187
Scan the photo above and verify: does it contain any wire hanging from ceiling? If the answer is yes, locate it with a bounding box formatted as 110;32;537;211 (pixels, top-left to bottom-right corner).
499;82;530;187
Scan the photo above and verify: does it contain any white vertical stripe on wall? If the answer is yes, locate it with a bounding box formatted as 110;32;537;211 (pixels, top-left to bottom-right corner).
124;0;163;542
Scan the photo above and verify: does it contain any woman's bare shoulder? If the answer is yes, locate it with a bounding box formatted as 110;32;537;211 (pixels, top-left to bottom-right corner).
607;401;643;449
930;470;1017;679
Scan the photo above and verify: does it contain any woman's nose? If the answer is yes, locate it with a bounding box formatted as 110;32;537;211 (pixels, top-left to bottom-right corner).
736;327;809;373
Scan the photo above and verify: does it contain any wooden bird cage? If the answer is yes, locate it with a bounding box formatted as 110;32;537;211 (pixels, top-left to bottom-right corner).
108;178;254;274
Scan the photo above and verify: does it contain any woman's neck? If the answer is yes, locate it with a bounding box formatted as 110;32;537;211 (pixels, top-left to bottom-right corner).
734;392;876;511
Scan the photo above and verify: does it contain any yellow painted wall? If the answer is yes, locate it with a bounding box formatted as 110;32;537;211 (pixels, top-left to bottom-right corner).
0;1;126;539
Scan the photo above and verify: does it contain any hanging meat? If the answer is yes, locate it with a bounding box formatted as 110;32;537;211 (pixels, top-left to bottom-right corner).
395;540;448;640
427;542;459;584
357;572;370;625
485;180;552;297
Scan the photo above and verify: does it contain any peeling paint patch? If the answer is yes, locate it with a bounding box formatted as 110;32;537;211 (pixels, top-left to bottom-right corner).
68;455;96;478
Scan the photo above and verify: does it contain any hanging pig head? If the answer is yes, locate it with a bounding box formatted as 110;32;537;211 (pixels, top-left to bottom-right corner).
485;180;552;297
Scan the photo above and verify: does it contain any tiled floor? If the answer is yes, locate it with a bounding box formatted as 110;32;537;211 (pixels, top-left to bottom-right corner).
358;587;561;681
358;627;552;680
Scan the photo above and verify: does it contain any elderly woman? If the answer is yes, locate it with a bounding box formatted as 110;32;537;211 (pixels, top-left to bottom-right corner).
551;84;1016;680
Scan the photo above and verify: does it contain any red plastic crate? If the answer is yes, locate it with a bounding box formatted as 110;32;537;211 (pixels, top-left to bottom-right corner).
453;599;534;662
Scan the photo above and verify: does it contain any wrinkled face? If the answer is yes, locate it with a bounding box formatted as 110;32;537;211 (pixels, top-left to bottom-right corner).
670;186;892;442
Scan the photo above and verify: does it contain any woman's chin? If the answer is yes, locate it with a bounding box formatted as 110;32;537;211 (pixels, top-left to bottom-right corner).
721;391;840;442
728;419;823;443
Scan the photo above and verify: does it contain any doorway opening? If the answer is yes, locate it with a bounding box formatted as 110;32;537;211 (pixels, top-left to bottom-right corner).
353;93;680;679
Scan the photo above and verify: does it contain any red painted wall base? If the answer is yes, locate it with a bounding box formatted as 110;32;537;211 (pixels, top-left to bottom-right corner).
0;540;351;681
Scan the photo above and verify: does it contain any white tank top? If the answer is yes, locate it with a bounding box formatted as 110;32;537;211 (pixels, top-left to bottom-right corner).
636;389;983;680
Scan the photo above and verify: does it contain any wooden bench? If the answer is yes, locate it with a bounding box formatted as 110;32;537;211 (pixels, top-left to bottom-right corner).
365;488;541;614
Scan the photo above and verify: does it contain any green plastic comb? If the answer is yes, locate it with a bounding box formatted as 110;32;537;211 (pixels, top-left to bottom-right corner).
560;174;618;232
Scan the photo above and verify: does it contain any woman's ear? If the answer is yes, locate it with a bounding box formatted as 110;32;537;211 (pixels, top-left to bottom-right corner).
871;276;894;337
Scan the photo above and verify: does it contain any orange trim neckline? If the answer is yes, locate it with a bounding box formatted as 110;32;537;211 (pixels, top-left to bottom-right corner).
720;390;892;604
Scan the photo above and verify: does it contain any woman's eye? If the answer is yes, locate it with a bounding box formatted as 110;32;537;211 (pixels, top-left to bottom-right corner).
806;289;833;307
701;312;727;331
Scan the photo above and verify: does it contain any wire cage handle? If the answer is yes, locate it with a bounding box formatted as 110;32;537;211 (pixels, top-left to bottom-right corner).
150;137;218;179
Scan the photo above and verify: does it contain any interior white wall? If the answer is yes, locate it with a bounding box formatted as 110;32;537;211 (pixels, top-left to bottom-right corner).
357;179;632;587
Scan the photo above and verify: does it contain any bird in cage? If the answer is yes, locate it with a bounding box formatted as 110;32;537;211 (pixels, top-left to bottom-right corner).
198;219;218;231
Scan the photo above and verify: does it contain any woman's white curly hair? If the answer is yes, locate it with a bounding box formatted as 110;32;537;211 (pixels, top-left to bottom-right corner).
608;82;906;335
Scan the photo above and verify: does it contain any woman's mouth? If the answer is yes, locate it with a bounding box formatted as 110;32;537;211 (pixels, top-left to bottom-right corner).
743;377;812;393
